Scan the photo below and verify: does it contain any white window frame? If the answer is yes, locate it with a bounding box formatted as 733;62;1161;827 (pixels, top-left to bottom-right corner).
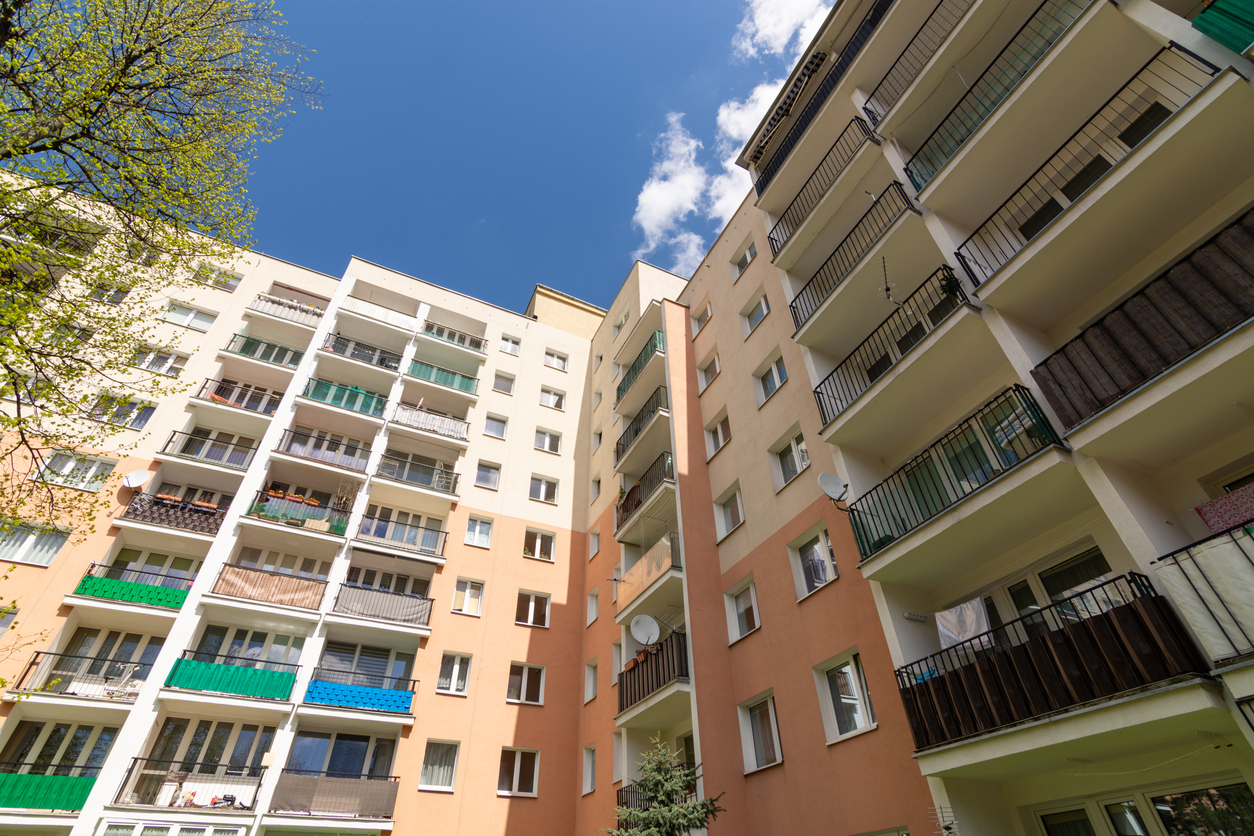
733;240;758;279
742;293;770;337
37;450;115;491
539;387;565;411
757;356;788;404
738;691;782;773
516;591;550;628
529;476;558;504
90;393;154;429
698;353;721;392
132;346;188;377
582;744;596;794
523;529;554;562
507;662;545;705
590;532;600;558
451;579;484;616
464;518;492;549
592;477;601;500
773;430;810;490
192;263;242;291
715;485;744;541
500;335;521;356
474;461;501;491
498;747;540;797
693;302;712;335
592;431;602;451
418;740;460;792
594;353;602;370
791;529;838;599
587;587;599;625
726;577;760;643
492;372;515;395
706;413;732;459
593;390;602;410
162;302;216;331
612;732;623;783
814;651;876;744
534;429;561;453
436;652;472;696
543;350;568;371
484;415;508;439
611;642;622;685
0;523;69;567
584;660;598;703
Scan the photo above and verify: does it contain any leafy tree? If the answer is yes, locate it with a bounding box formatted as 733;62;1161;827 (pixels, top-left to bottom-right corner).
0;0;319;535
607;738;724;836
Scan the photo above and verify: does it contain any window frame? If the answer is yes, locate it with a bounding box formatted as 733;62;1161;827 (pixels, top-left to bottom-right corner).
706;413;732;459
161;301;216;332
418;739;460;792
738;691;782;773
698;353;721;392
543;350;568;372
534;429;561;454
506;662;545;705
715;486;744;541
726;577;760;643
583;744;596;795
692;302;712;336
733;240;758;279
436;652;472;696
474;461;501;491
492;372;515;395
773;430;811;490
515;591;551;628
791;528;838;599
815;650;877;744
451;578;484;616
529;476;558;504
584;659;598;703
523;529;554;562
131;346;188;377
484;415;508;439
497;747;540;797
587;587;599;625
539;387;565;411
37;451;116;492
742;293;770;337
757;355;788;404
500;335;521;356
0;523;69;567
89;393;154;430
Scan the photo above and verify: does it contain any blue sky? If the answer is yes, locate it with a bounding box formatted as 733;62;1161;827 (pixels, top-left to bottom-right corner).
251;0;834;311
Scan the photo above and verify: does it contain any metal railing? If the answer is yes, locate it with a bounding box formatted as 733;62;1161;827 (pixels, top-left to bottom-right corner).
618;533;682;611
121;492;227;535
955;45;1220;286
813;266;968;425
277;428;371;471
848;386;1059;558
340;295;421;330
270;770;399;819
863;0;977;125
619;631;689;714
767;118;877;255
617;771;697;811
322;334;402;371
391;403;470;440
333;584;435;626
0;760;98;810
302;378;387;417
375;454;459;495
407;360;479;394
616;451;676;531
309;666;416;692
74;562;195;609
615;387;669;465
194;378;283;415
616;331;665;405
214;563;328;610
162;430;257;470
752;0;896;195
904;0;1095;189
249;292;324;328
114;757;264;810
11;651;152;700
356;515;448;556
245;489;351;536
422;320;487;353
223;333;303;368
789;181;916;329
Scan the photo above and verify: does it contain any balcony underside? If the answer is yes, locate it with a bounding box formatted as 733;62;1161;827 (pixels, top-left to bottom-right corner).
616;351;667;417
616;679;692;730
616;569;684;625
365;477;457;519
616;484;677;545
414;331;485;376
615;410;671;479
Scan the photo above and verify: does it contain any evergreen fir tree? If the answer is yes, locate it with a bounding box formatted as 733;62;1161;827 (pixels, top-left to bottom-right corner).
606;737;724;835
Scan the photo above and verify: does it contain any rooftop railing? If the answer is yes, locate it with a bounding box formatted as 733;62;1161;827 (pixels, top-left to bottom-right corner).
333;584;435;627
615;386;669;466
391;403;470;440
162;430;257;470
616;451;675;531
863;0;977;125
194;378;284;415
245;489;351;536
73;563;193;609
114;757;263;811
322;334;402;372
616;331;664;406
223;333;303;369
302;379;387;417
407;360;479;394
422;320;487;353
270;770;399;819
11;651;152;700
120;492;227;536
249;292;324;328
375;454;459;495
276;428;371;471
356;515;448;557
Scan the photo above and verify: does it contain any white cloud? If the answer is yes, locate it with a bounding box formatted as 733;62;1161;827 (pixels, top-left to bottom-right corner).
733;0;832;60
632;113;709;265
669;230;709;278
703;78;784;225
715;78;786;146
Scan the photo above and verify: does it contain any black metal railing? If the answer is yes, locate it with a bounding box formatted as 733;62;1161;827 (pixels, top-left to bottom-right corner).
422;320;487;353
616;451;676;531
375;454;459;494
848;386;1059;558
616;331;665;405
813;266;969;425
121;492;228;535
767;118;877;255
863;0;977;125
356;515;448;556
753;0;896;195
270;770;399;818
333;584;435;626
179;648;302;675
955;45;1220;286
194;378;284;415
617;778;697;812
222;333;303;368
11;651;152;700
789;181;916;329
619;632;689;713
162;430;258;470
277;428;371;471
904;0;1095;189
322;334;402;371
309;666;416;692
114;757;264;810
615;386;669;465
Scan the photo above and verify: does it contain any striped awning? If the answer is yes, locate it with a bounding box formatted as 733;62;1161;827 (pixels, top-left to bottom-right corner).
749;51;828;164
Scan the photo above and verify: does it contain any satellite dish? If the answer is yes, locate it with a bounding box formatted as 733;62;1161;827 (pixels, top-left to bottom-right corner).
122;470;151;489
630;615;661;646
818;472;848;503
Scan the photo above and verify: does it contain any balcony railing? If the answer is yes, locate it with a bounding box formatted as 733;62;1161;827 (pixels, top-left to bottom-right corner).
0;763;97;811
333;584;435;627
246;490;351;536
896;574;1207;750
194;378;284;415
305;667;417;713
814;266;968;425
11;651;152;700
767;118;877;256
615;386;669;466
616;451;675;531
752;0;895;195
618;533;682;611
1192;0;1254;55
391;403;470;440
789;181;916;330
356;515;448;557
849;386;1059;558
73;562;193;609
904;0;1095;189
213;563;328;610
617;776;696;813
955;46;1220;285
302;379;387;417
407;359;478;394
341;295;421;330
162;430;257;470
863;0;977;125
1152;517;1254;664
114;757;263;811
270;770;399;819
249;292;324;328
322;334;402;371
121;492;227;536
223;333;303;369
277;428;371;471
619;631;689;714
166;649;299;700
422;320;487;353
375;454;459;495
616;331;665;405
1031;205;1254;431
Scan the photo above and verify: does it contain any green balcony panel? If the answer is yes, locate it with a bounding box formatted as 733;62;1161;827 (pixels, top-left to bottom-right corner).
0;773;96;811
1193;0;1254;55
408;360;478;394
73;575;188;609
165;657;296;700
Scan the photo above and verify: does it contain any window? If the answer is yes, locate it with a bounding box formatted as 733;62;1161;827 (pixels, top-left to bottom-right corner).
540;388;565;410
530;476;558;504
500;336;521;355
544;350;568;371
88;283;128;305
89;394;154;429
612;732;623;783
823;654;875;740
475;462;501;490
535;430;561;453
594;354;602;370
498;748;539;796
593;390;602;409
493;373;515;395
192;263;241;291
707;415;731;457
733;241;758;278
611;568;620;602
584;661;597;702
741;694;781;771
583;745;596;794
419;741;459;791
524;530;554;561
162;302;216;331
776;432;810;487
344;564;429;598
693;303;711;335
758;356;788;402
611;643;621;685
612;362;622;380
484;415;507;439
590;532;600;557
464;518;492;548
592;431;602;451
612;312;627;339
37;451;115;491
794;531;837;597
132;346;188;377
592;478;601;500
451;579;483;615
515;591;550;627
318;641;414;692
728;581;759;640
717;489;744;539
0;524;68;566
743;294;769;336
587;588;599;625
437;653;471;696
507;663;544;704
111;547;201;585
698;354;720;390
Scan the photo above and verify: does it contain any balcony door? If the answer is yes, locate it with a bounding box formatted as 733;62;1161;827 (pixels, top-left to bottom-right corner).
286;730;396;778
380;448;454;488
47;627;165;692
109;547;200;588
0;720;117;776
193;624;304;670
361;504;443;552
179;427;256;468
345;565;429;597
127;716;274;805
320;641;414;691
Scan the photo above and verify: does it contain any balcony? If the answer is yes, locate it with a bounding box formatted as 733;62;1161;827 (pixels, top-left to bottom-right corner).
301;379;387;418
212;562;328;610
270;770;398;819
615;386;669;468
120;492;226;537
849;386;1060;559
955;45;1220;286
114;757;262;811
11;651;151;701
391;403;470;441
618;533;681;612
904;0;1096;190
422;320;486;353
304;667;416;713
248;292;324;328
1032;206;1254;432
355;515;448;558
616;451;675;533
223;333;303;369
375;455;459;496
407;359;478;395
276;428;371;471
194;378;283;415
332;584;434;627
616;777;696;827
245;489;350;536
896;574;1207;750
616;331;664;407
165;649;298;700
863;0;977;125
161;430;257;470
72;562;192;609
321;334;402;372
619;631;689;715
340;295;421;331
1192;0;1254;55
0;764;96;811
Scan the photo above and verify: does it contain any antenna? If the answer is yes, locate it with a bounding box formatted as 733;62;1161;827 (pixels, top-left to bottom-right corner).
630;615;661;646
875;257;904;308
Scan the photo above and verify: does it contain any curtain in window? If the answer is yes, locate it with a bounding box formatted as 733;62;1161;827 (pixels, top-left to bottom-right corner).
421;742;458;787
749;702;776;768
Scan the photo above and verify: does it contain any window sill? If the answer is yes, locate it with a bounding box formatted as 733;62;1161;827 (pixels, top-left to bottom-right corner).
584;695;596;705
36;479;102;494
544;366;568;374
743;315;768;340
435;689;469;698
743;758;783;777
757;379;787;409
529;498;558;506
522;554;554;564
451;610;482;618
419;785;456;794
484;433;506;441
506;699;543;706
497;791;537;798
795;577;835;604
728;624;760;647
774;463;811;495
706;441;730;464
463;541;491;550
534;447;561;456
515;622;550;629
492;388;514;397
825;722;877;747
715;520;744;545
500;350;520;357
474;483;499;492
540;404;566;413
697;370;720;394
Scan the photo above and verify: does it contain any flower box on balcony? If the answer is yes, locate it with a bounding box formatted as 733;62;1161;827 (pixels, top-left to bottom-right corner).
623;658;638;672
303;498;321;507
154;494;183;503
285;519;303;527
267;490;284;498
192;501;219;511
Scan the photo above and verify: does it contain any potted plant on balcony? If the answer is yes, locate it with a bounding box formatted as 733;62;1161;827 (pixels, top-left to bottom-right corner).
192;501;219;511
267;488;284;499
154;493;183;503
303;497;321;507
623;657;638;672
